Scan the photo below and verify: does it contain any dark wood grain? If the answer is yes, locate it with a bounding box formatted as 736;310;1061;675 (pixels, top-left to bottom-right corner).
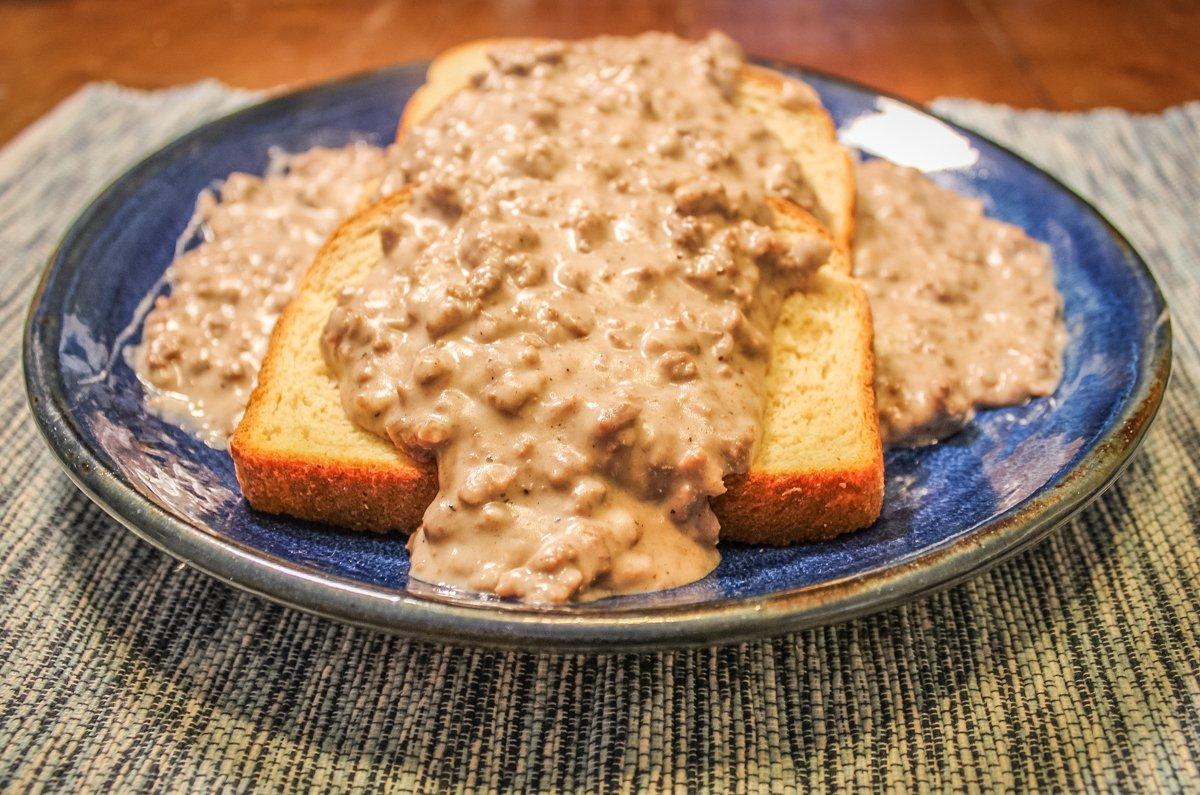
1;0;1197;145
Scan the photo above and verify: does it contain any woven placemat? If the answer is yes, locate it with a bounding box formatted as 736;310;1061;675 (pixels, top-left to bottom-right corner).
1;83;1197;791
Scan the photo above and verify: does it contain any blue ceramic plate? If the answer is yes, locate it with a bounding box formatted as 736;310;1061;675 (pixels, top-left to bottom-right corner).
24;62;1170;650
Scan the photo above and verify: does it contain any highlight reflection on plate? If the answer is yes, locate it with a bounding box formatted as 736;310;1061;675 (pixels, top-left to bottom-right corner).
23;62;1169;649
840;97;980;171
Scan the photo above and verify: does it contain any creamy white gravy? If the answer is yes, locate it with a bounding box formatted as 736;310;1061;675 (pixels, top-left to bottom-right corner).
855;159;1066;446
323;33;827;601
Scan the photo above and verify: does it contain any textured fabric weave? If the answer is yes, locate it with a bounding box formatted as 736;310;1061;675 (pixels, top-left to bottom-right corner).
1;83;1198;792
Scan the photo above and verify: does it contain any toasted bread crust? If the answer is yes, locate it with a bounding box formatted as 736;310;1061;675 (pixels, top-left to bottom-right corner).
232;443;435;532
715;467;884;544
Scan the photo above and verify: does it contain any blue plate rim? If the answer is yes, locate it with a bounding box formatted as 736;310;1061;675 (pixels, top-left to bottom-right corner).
22;60;1172;651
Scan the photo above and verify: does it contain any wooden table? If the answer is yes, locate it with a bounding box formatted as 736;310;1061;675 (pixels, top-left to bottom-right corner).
2;0;1198;145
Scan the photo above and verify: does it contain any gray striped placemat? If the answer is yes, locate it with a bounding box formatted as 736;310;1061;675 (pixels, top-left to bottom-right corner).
1;83;1197;792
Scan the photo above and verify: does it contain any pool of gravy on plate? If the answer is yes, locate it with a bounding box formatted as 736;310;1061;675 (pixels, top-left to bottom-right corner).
854;160;1066;446
135;145;390;446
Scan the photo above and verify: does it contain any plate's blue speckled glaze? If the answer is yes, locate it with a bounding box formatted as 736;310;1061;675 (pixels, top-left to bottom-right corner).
24;63;1170;649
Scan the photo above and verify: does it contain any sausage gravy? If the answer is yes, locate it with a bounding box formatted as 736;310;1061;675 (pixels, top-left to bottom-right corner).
322;33;827;601
855;160;1066;446
134;144;390;446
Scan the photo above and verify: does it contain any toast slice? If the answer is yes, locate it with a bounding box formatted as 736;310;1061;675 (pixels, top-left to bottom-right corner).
231;192;883;543
399;38;856;251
